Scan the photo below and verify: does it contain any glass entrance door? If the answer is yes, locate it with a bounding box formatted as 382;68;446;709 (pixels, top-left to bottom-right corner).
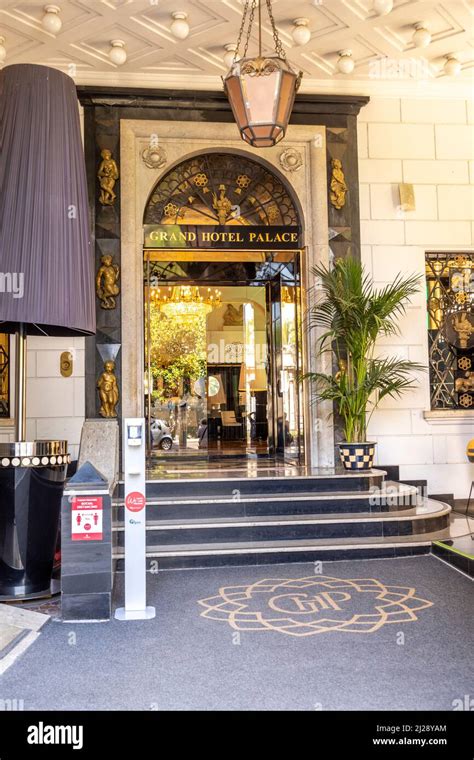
144;253;303;463
266;274;304;462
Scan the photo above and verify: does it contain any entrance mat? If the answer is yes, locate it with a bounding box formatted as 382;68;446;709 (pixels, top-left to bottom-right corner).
0;603;50;675
1;556;474;710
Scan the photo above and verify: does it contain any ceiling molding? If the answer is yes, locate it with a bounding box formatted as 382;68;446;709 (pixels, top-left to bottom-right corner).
72;70;474;100
1;0;473;101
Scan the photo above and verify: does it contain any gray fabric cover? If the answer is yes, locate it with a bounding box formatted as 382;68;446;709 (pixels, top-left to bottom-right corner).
0;64;95;336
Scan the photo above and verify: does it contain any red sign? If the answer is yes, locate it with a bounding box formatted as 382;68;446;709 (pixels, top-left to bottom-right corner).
71;496;103;541
125;491;146;513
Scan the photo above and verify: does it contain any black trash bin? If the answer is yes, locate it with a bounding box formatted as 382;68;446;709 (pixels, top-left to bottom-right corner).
0;440;69;600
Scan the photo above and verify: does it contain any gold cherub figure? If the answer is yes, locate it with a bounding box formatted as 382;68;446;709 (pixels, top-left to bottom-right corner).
98;149;119;206
96;255;120;310
453;311;474;349
212;184;233;226
97;360;119;418
330;158;347;210
455;371;474;394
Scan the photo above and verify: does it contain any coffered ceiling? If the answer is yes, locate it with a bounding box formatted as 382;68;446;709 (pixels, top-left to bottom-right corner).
1;0;473;96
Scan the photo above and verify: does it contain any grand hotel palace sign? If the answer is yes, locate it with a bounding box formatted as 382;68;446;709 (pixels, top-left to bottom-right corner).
144;224;302;250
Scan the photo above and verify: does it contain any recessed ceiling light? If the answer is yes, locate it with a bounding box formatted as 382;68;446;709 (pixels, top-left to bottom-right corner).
109;40;127;66
292;18;311;47
170;11;190;40
42;5;62;35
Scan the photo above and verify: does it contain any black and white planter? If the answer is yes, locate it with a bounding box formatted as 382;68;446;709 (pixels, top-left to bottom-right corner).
0;440;70;600
338;441;376;471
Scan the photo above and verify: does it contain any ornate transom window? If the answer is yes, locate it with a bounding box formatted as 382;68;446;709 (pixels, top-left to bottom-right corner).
143;152;300;228
426;252;474;410
0;333;10;418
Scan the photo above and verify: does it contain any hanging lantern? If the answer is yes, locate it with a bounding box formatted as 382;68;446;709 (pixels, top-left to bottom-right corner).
223;0;302;148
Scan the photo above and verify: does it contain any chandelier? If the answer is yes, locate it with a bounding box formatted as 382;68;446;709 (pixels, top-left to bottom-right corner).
150;285;222;318
223;0;302;148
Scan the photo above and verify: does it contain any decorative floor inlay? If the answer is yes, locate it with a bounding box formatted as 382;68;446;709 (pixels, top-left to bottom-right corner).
198;576;433;636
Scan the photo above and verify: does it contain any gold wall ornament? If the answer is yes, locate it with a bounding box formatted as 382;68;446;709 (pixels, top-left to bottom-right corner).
235;174;251;194
96;255;120;310
455;371;474;393
60;351;73;378
279;147;303;173
334;358;347;383
330;158;347;210
212;184;233;225
193;173;209;191
141;144;167;170
452;311;474;349
97;149;119;206
97;360;119;418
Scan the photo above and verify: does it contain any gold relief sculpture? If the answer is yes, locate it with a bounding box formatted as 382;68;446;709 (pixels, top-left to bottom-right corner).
97;360;119;418
455;371;474;393
452;311;474;349
335;358;347;382
212;184;233;225
330;158;347;210
97;149;119;206
96;255;120;310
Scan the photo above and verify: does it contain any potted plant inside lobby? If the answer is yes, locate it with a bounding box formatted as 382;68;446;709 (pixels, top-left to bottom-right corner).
304;257;424;470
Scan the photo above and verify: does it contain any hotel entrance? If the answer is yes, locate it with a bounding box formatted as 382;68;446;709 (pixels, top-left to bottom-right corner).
141;150;305;465
143;252;304;463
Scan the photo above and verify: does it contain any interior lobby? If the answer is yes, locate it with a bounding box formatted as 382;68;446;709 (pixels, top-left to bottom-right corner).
0;0;473;736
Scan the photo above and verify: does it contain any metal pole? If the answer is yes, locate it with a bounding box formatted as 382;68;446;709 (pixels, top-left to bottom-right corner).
15;323;27;442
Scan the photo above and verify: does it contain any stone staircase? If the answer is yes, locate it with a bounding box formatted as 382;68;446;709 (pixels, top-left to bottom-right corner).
113;469;451;569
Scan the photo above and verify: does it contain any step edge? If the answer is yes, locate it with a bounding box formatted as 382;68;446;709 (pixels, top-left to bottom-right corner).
113;539;432;559
112;484;418;507
112;502;450;531
116;469;388;487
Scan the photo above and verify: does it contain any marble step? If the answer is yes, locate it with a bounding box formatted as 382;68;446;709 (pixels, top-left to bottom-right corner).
113;498;450;547
113;528;452;570
115;468;387;500
113;480;417;521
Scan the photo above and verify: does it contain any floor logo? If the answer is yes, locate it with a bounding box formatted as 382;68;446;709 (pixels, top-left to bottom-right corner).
198;576;433;636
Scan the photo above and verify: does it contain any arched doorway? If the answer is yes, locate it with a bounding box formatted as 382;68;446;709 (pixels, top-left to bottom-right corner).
142;151;305;464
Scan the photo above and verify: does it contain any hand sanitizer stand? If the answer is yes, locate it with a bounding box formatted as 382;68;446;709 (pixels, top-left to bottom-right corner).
115;418;155;621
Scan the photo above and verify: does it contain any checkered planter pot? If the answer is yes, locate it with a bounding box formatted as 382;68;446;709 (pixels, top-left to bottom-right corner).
338;442;376;471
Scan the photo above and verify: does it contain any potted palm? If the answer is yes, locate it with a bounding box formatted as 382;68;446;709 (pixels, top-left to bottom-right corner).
304;257;424;470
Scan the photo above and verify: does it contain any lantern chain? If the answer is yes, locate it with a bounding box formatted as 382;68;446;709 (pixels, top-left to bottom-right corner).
265;0;287;60
243;1;257;59
233;0;287;63
233;0;249;62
